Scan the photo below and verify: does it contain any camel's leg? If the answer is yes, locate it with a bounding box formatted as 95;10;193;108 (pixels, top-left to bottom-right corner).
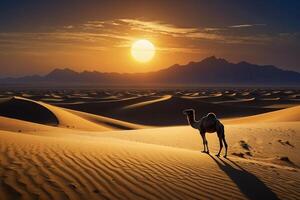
216;136;223;157
200;132;207;153
204;135;209;154
219;124;228;157
222;135;228;158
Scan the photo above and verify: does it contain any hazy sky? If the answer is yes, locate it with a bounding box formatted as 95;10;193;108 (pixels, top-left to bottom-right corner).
0;0;300;77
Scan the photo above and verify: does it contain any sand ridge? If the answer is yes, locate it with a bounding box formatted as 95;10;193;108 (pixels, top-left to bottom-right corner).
225;105;300;124
0;96;144;131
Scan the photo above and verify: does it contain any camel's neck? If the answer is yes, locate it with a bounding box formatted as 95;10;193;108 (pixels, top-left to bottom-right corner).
186;113;199;129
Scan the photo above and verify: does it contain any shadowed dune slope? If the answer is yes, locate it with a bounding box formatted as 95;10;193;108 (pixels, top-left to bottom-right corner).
0;97;144;131
0;97;58;126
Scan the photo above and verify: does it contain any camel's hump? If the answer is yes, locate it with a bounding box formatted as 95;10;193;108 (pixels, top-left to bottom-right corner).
206;112;217;120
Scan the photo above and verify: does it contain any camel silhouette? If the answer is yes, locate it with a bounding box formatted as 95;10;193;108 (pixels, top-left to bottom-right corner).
183;109;228;157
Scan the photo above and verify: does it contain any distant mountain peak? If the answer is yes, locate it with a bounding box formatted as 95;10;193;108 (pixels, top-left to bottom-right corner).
48;68;77;74
238;61;249;64
47;68;78;75
45;68;79;80
203;55;217;60
200;56;229;65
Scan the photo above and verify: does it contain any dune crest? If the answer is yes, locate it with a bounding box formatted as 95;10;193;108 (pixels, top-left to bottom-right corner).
0;97;144;131
225;105;300;124
122;95;172;109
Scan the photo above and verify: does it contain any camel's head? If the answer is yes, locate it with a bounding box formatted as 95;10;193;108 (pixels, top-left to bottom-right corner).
183;109;197;126
183;109;195;116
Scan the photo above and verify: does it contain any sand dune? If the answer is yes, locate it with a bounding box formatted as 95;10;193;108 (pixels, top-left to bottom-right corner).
100;96;275;126
0;91;300;200
180;93;222;99
66;109;145;130
0;120;299;199
0;115;60;133
211;97;255;104
225;105;300;124
122;95;172;109
1;89;299;122
0;96;59;126
259;97;281;101
0;97;144;131
39;100;113;131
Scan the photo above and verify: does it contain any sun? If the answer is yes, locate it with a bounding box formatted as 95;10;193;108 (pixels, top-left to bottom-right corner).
131;39;155;63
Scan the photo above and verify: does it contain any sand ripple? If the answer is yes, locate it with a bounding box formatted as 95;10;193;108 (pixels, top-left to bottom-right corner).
0;131;298;200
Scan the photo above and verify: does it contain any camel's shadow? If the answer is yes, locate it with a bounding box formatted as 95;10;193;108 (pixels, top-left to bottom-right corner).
208;155;279;200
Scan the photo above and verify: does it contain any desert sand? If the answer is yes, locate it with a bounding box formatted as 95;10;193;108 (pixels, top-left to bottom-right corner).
0;93;299;200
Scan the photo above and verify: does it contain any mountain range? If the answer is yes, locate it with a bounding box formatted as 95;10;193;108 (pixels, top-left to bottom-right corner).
1;56;300;86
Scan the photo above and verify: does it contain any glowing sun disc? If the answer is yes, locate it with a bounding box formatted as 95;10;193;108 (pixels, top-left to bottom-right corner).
131;39;155;63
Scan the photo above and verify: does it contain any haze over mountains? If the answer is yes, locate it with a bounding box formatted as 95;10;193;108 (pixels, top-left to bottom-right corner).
1;56;300;86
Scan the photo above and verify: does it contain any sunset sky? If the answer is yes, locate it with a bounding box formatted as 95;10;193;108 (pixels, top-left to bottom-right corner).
0;0;300;77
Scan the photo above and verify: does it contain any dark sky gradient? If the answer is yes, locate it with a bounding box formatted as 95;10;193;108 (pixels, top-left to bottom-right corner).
1;1;299;32
0;0;299;77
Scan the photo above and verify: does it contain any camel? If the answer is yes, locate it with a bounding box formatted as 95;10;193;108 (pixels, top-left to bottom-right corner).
183;109;228;157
